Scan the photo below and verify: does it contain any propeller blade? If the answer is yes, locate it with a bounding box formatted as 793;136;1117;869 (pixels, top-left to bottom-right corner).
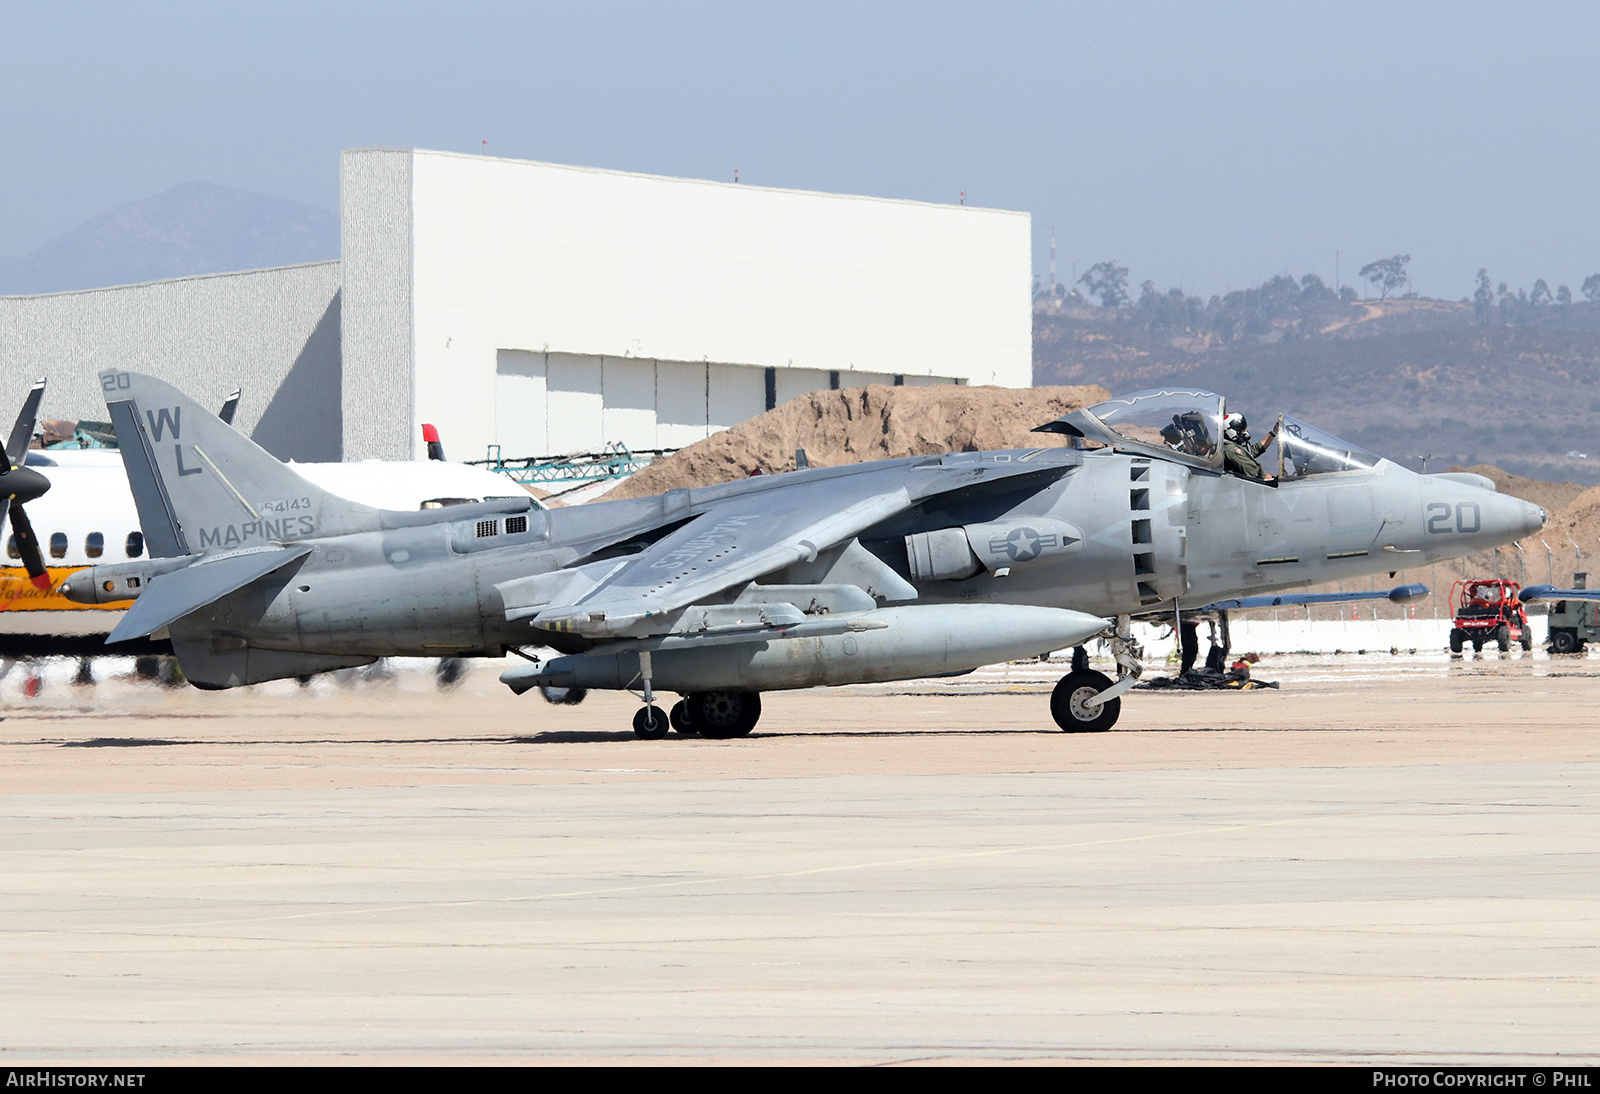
0;465;50;506
7;503;51;588
3;377;45;472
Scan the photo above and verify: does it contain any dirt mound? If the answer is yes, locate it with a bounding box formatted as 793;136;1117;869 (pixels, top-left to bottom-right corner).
607;383;1111;499
1544;483;1600;544
1445;464;1586;515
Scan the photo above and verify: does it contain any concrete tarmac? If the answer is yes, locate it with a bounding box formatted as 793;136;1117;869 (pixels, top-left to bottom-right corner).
1;650;1597;1065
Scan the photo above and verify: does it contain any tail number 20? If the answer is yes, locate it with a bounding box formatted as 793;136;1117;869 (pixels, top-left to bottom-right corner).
1427;501;1481;534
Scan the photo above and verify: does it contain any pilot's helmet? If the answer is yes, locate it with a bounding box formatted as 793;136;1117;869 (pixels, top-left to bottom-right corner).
1224;413;1247;442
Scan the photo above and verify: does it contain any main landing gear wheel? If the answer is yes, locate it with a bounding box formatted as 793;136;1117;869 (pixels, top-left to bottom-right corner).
633;704;669;739
1051;669;1120;733
689;691;762;739
670;700;697;735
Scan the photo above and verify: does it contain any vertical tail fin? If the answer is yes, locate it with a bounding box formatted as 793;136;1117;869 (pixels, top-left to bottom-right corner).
100;370;377;557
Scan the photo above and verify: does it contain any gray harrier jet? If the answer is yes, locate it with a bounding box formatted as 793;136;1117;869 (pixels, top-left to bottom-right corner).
65;374;1545;736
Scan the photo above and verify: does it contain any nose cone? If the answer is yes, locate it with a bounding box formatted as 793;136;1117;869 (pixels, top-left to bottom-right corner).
1474;490;1547;546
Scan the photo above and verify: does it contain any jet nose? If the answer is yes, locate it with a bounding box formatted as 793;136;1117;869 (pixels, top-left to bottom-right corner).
1475;491;1547;544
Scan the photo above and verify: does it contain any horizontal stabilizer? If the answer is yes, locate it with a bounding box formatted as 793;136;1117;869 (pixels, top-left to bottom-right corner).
106;545;312;644
1199;583;1429;612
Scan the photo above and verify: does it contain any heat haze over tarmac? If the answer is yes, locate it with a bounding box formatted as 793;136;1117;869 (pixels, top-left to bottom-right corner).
1;652;1596;1065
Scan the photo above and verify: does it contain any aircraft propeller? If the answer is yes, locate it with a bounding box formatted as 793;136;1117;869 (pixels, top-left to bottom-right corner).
0;378;54;589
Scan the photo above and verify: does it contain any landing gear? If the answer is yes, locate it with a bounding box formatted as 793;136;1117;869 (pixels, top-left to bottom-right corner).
632;704;669;739
626;652;758;739
687;690;762;738
1051;615;1141;733
1051;669;1119;732
436;657;466;689
669;700;697;735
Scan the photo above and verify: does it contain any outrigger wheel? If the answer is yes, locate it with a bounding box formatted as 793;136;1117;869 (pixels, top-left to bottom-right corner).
688;691;762;739
1050;669;1120;733
633;704;669;739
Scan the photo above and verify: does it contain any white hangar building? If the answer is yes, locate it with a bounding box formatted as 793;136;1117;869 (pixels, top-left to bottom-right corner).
1;149;1032;464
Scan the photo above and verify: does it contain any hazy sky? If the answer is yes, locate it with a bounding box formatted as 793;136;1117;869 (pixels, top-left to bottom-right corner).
3;1;1596;300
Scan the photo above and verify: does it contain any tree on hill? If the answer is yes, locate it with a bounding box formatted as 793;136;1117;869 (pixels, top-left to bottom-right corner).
1359;254;1411;299
1474;269;1495;326
1583;274;1600;303
1077;261;1129;308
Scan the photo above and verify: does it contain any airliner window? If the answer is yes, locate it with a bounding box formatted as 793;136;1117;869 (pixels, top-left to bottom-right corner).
49;532;67;559
1083;390;1224;463
6;536;17;560
1276;417;1383;480
85;532;104;559
125;531;144;559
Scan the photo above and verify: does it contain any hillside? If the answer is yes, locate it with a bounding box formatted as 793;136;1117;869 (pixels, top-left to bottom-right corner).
0;182;339;295
1035;303;1600;486
607;383;1110;499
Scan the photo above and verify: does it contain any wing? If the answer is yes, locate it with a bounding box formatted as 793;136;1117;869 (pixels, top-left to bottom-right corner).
528;453;1075;639
1197;583;1428;612
1521;585;1598;601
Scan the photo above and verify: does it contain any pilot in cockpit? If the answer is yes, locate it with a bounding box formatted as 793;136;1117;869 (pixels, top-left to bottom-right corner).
1161;410;1212;457
1222;413;1278;482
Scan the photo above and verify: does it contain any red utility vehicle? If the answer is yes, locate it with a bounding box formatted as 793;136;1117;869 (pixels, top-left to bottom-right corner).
1448;579;1533;652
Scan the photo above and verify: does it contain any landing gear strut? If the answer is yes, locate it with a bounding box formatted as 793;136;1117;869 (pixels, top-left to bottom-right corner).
1050;615;1143;733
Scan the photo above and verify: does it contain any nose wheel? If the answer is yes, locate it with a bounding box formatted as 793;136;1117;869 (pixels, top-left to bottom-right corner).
1051;670;1120;732
1051;615;1141;733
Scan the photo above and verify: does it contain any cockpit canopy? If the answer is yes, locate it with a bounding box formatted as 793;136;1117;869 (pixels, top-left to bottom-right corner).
1035;390;1386;479
1273;417;1382;480
1035;389;1225;469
